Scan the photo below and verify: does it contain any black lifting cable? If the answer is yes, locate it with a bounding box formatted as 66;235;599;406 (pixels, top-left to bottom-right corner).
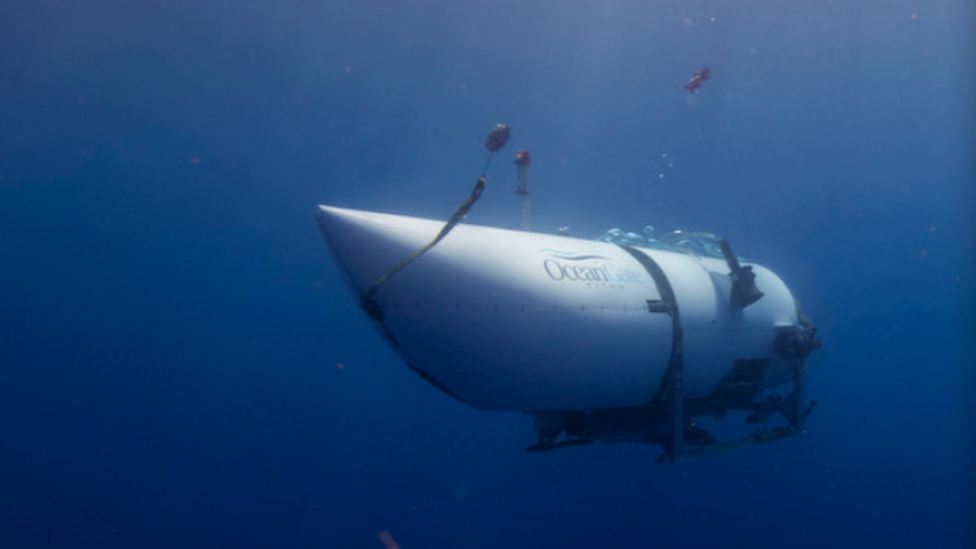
360;124;511;316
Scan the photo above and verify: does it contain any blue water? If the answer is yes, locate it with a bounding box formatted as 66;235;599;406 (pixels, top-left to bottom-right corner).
1;1;973;547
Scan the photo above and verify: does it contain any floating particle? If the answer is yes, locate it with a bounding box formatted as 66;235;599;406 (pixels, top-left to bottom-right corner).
378;530;400;549
336;362;345;371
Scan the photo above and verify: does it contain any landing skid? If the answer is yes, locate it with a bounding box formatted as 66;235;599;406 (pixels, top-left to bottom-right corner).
527;361;814;463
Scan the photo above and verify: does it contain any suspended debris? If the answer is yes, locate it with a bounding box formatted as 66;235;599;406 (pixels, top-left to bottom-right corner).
683;66;710;93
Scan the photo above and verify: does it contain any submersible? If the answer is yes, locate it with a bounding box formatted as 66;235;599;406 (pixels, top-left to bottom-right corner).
315;204;819;462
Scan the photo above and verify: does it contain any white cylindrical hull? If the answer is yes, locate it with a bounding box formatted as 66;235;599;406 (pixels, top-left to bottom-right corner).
316;205;800;412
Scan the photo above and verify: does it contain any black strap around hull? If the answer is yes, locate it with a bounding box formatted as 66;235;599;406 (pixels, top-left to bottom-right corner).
618;245;685;458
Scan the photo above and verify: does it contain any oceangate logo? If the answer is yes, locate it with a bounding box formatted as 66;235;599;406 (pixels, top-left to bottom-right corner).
539;249;644;285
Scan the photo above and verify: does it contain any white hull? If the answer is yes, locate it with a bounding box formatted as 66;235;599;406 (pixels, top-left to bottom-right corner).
316;205;802;413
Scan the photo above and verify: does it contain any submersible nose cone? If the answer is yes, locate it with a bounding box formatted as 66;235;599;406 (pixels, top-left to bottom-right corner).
314;205;426;311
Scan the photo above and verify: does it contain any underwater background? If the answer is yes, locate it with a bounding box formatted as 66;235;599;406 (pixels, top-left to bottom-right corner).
1;1;973;548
